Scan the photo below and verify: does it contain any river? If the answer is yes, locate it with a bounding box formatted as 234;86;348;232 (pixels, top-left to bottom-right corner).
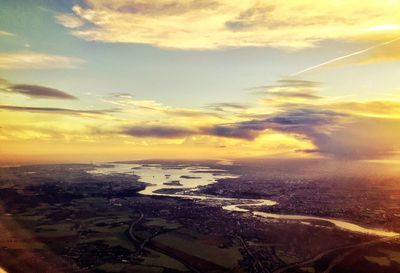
88;163;399;238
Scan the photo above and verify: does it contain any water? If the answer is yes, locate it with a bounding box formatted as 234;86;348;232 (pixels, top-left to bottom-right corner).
88;163;237;196
252;212;399;237
89;163;399;238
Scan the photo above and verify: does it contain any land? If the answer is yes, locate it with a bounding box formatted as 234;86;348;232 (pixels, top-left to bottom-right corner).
199;159;400;232
163;181;183;186
0;160;400;273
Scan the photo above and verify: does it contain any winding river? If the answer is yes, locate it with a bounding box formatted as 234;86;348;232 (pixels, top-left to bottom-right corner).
89;163;399;238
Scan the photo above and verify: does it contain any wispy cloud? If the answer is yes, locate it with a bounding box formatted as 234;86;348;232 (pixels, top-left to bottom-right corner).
1;79;78;100
252;79;323;102
58;0;400;50
0;51;85;69
104;94;223;119
55;14;85;28
327;100;400;118
0;30;15;37
0;104;116;117
205;102;249;112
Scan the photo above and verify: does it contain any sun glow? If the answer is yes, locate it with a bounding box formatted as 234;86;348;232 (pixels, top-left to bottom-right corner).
368;24;400;31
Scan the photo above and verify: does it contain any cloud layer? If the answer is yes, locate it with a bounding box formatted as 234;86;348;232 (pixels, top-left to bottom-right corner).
117;78;400;160
122;125;195;138
57;0;400;49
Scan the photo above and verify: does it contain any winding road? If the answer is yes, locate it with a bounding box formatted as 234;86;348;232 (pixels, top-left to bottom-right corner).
127;210;203;273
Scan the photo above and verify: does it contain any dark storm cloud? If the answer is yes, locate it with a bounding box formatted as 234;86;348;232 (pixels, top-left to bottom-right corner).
121;125;196;138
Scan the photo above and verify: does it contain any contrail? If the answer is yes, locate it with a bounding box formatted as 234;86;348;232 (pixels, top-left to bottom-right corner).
292;36;400;76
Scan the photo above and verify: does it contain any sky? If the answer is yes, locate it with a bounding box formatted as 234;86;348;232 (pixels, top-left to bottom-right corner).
1;0;400;163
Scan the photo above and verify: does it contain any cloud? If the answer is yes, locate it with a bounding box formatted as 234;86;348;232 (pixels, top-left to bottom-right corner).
104;95;223;118
203;123;260;140
165;108;223;118
4;81;393;159
55;14;85;28
327;100;400;118
0;30;15;37
203;108;345;140
1;81;78;100
249;78;324;105
57;0;400;50
202;104;400;159
310;117;400;159
205;102;249;112
121;125;195;138
0;51;85;69
0;104;116;117
251;79;323;103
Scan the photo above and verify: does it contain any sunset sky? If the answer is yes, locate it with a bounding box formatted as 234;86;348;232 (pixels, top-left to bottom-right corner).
1;0;400;163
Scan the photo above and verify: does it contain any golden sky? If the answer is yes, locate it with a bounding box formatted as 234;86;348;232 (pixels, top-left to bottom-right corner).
1;0;400;163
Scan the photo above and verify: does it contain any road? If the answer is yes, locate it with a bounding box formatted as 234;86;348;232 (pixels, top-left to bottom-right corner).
127;211;203;273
